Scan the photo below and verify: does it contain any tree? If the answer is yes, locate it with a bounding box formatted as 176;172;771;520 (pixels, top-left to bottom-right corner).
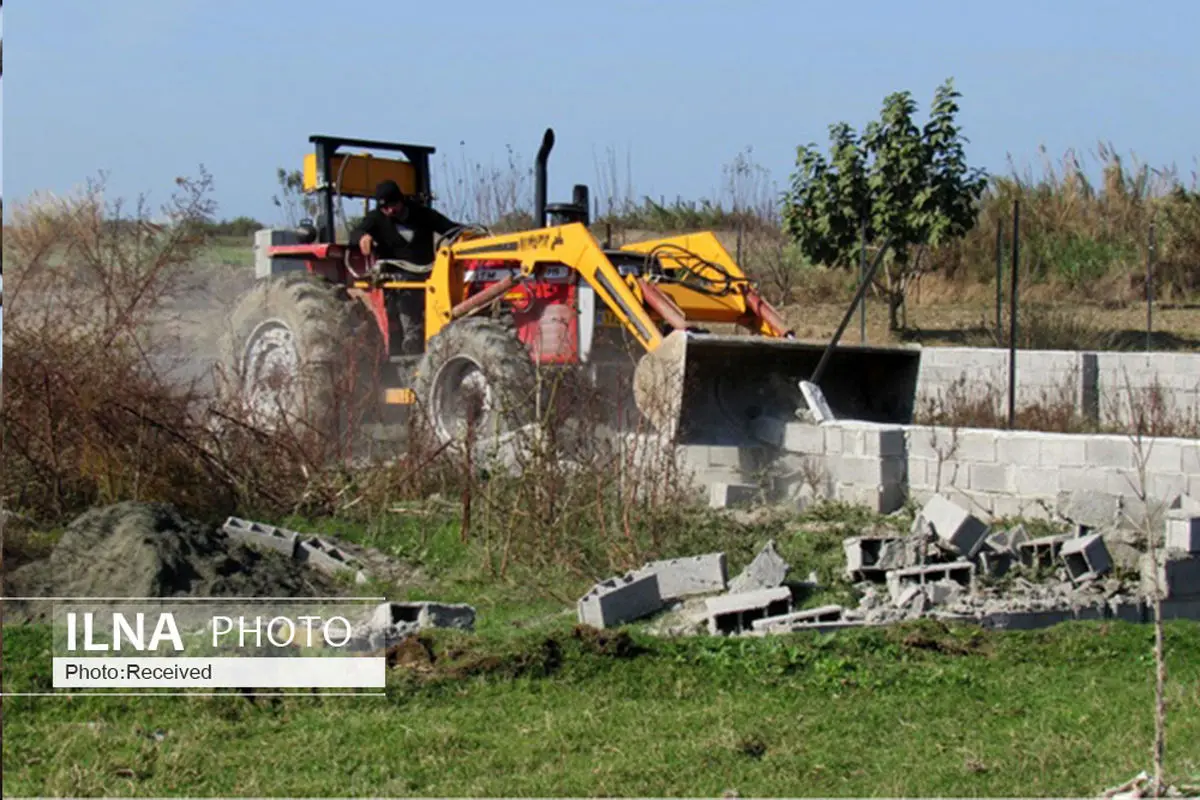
782;78;988;331
271;168;318;227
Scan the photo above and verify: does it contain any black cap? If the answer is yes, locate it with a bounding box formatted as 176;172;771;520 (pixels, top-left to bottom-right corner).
374;179;405;207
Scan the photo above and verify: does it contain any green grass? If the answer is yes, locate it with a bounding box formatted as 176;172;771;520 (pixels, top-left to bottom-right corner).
5;619;1200;796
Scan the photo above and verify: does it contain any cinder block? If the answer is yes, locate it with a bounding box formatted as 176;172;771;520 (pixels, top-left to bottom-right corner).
920;494;990;558
577;571;663;628
997;434;1043;466
969;462;1011;494
635;552;728;600
751;605;844;632
371;601;476;632
1060;533;1113;582
799;380;836;422
296;537;368;583
1038;437;1088;467
886;561;975;602
1144;441;1185;474
728;540;790;594
782;422;825;454
705;586;793;635
843;536;904;580
222;516;300;558
708;481;759;509
1017;534;1069;570
1139;551;1200;601
956;430;1000;463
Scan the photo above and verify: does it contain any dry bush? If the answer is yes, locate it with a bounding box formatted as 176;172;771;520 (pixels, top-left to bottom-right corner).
0;172;241;523
0;172;393;526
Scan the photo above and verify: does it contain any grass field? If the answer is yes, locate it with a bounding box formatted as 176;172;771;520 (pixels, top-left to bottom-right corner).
5;618;1200;796
4;503;1200;797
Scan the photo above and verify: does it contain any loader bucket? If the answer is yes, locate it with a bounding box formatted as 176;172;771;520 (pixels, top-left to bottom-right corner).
634;331;922;445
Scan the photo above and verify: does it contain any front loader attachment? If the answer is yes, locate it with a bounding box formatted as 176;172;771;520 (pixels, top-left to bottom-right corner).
634;331;922;446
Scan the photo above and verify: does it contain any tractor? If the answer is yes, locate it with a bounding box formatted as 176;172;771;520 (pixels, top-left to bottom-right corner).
220;129;921;451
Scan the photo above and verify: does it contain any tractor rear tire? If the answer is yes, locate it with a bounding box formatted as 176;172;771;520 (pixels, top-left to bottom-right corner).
217;271;384;441
412;317;538;447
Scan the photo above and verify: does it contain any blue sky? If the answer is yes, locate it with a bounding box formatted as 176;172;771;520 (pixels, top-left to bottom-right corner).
4;0;1199;224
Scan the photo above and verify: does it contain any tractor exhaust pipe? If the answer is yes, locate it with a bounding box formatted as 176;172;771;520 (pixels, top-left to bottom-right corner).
535;128;555;228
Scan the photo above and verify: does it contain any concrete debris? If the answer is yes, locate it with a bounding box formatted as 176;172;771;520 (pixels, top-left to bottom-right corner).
296;536;370;584
728;539;790;594
705;587;792;635
578;571;663;629
1060;533;1113;582
353;601;476;650
1058;489;1123;531
921;494;990;558
633;552;728;601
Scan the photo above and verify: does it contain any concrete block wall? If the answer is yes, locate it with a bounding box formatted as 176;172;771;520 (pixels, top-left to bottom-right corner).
915;346;1200;428
778;420;1200;521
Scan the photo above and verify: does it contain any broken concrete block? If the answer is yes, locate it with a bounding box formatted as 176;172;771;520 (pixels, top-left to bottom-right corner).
886;561;975;603
921;494;990;558
923;579;964;606
1167;493;1200;515
708;482;758;510
296;537;369;583
986;524;1029;554
976;544;1016;579
843;536;902;580
728;540;790;594
1060;533;1113;582
577;571;663;629
798;380;836;423
371;601;476;632
634;552;727;601
1165;514;1200;554
354;600;476;650
1058;489;1123;529
705;586;793;635
1139;551;1200;601
222;516;300;558
978;609;1075;630
1017;534;1070;570
750;604;844;633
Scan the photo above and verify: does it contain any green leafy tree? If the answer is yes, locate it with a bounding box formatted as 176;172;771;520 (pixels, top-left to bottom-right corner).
782;79;988;331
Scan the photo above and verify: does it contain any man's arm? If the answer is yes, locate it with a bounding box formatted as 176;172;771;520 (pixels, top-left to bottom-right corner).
350;214;378;257
422;206;463;236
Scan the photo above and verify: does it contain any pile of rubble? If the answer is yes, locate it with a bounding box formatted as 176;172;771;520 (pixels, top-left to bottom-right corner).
574;491;1200;635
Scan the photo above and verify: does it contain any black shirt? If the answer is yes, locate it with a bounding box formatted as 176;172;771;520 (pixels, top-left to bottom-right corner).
350;203;460;265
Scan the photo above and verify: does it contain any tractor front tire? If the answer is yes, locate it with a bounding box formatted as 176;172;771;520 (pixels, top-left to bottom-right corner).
412;317;539;447
217;271;384;441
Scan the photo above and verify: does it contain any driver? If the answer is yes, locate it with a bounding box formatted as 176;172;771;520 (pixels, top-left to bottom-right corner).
351;179;465;355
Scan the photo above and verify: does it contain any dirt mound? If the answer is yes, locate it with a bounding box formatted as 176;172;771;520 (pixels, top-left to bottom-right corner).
3;501;343;623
